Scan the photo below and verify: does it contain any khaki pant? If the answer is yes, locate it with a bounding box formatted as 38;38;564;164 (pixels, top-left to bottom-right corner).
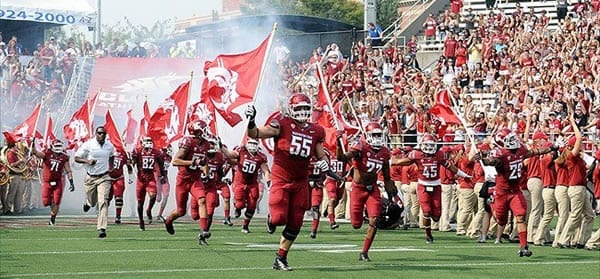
468;182;485;236
456;188;477;234
553;185;570;246
534;187;556;244
409;181;420;227
438;183;455;231
6;175;27;213
585;228;600;250
84;174;112;231
335;181;353;220
559;186;595;246
400;182;413;225
527;177;543;242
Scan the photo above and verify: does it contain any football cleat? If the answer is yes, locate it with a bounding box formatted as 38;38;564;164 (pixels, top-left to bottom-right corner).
425;236;434;244
115;217;121;224
241;226;250;234
495;238;503;244
266;214;276;234
146;210;153;224
359;252;371;262
83;203;91;213
198;231;211;245
163;217;175;235
518;246;533;257
48;218;55;226
477;235;487;243
234;208;242;219
309;231;317;239
273;256;292;271
330;222;339;230
224;218;233;226
139;219;145;231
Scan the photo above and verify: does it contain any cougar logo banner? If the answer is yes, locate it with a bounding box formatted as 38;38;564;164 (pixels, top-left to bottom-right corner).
63;99;92;150
202;33;272;127
147;81;190;150
187;101;217;135
11;103;42;141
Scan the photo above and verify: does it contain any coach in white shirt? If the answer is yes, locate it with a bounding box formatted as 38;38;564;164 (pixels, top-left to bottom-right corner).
75;126;115;238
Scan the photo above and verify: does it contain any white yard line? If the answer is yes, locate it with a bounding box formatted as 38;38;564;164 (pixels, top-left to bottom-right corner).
3;261;599;278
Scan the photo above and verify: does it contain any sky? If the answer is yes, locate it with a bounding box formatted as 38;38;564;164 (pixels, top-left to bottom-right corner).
88;0;222;27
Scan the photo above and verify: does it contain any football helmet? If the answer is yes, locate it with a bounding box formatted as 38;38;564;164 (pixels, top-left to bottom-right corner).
288;93;312;123
246;138;259;154
141;136;153;149
365;122;384;149
187;120;209;139
503;132;521;150
50;140;64;153
420;134;438;155
495;128;511;147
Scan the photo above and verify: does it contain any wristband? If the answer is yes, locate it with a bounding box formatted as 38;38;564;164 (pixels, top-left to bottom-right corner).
248;120;256;130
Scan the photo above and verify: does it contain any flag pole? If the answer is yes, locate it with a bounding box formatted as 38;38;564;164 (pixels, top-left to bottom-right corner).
251;22;278;105
316;62;346;153
181;72;194;138
89;89;101;135
107;109;127;150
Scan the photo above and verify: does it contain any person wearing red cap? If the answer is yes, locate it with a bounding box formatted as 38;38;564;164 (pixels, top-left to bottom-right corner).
467;143;490;239
533;141;558;246
455;144;477;236
556;105;595;248
552;140;571;248
525;131;550;243
438;144;459;232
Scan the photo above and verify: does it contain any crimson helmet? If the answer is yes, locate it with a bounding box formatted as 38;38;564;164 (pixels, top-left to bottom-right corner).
246;138;259;154
288;93;312;122
365;122;384;149
141;136;153;149
495;128;511;147
187;120;209;139
421;134;438;155
503;132;521;150
50;139;64;153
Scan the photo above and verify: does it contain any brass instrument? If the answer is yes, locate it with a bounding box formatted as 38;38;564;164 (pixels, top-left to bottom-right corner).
0;142;29;175
0;164;10;185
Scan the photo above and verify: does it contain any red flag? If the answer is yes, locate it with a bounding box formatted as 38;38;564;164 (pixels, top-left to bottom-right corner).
429;104;462;126
11;103;42;141
436;88;451;106
63;99;92;150
202;33;272;126
187;101;217;135
143;100;151;123
104;110;126;154
313;67;341;152
42;116;56;150
123;108;138;145
147;81;190;149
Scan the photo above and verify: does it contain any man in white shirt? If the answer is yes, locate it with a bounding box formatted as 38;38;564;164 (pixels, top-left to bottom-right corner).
75;126;115;238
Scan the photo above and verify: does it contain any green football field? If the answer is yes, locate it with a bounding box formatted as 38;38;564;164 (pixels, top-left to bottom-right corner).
1;216;599;279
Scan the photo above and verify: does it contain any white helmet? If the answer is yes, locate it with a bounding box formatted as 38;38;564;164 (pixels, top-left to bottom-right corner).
141;136;153;149
503;132;521;150
288;93;313;123
365;122;384;149
246;139;259;154
51;140;64;153
421;134;438;155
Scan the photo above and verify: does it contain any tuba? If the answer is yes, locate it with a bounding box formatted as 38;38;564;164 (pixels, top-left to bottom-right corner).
0;164;10;185
0;143;29;175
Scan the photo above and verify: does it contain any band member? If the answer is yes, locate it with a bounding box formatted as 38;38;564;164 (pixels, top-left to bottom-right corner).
109;149;132;224
391;134;472;244
156;145;173;220
337;122;397;261
163;120;211;245
221;138;270;234
130;136;166;231
245;93;329;271
31;139;74;225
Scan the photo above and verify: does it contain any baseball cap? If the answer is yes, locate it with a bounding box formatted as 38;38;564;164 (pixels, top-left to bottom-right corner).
532;131;549;141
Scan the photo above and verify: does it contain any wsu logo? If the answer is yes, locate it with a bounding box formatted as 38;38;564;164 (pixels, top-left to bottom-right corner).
206;64;240;110
68;120;89;139
189;103;213;124
158;99;179;140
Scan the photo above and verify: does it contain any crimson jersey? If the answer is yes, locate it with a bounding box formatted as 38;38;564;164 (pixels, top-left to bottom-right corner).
177;136;210;180
131;147;164;182
271;116;325;181
490;146;528;194
110;152;128;179
206;152;226;187
233;146;268;185
41;151;69;182
325;158;346;183
349;139;390;175
408;150;449;186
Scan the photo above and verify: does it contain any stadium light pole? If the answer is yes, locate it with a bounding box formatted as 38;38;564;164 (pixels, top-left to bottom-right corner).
95;0;102;45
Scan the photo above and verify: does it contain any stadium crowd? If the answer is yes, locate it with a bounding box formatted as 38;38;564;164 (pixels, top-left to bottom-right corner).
1;0;599;259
